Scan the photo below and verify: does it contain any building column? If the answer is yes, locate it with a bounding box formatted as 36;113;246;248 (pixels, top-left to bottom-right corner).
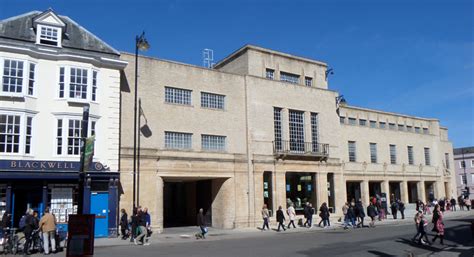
361;180;370;204
417;180;426;203
83;178;91;214
108;178;119;238
400;181;409;204
435;181;446;199
382;180;390;201
317;172;328;208
6;184;12;214
333;173;346;215
156;176;164;231
42;184;48;215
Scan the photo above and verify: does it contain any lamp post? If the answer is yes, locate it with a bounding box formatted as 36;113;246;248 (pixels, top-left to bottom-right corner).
335;95;347;117
133;32;149;209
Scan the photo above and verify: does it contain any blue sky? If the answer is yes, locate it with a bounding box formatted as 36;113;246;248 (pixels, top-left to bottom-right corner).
2;0;473;147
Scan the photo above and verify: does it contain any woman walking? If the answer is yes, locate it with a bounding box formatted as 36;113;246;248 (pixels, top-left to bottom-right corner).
318;202;330;228
367;202;378;227
432;205;445;245
261;204;270;231
276;206;286;232
287;204;296;229
120;209;128;240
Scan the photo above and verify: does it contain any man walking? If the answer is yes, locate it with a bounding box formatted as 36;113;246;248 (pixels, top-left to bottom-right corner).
398;200;405;219
22;209;36;255
261;204;270;231
450;197;456;211
390;201;398;219
134;208;149;245
276;206;286;232
287;204;296;229
39;207;56;255
196;208;208;239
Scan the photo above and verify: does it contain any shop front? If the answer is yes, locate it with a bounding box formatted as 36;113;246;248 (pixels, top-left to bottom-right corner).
0;160;119;238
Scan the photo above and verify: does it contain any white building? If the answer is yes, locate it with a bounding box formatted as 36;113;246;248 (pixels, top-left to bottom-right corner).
0;9;127;237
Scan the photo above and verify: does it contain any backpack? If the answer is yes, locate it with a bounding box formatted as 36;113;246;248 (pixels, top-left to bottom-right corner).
19;215;27;229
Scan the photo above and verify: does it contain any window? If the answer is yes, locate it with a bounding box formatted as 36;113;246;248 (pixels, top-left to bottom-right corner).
304;77;312;87
56;119;63;155
28;63;35;95
415;127;421;133
165;87;192;105
348;141;356;162
38;25;60;46
0;114;20;153
398;124;405;131
25;117;32;154
266;69;274;80
289;110;305;152
69;68;88;99
201;92;225;110
280;71;300;84
370;143;377;163
423;128;429;134
379;122;386;129
285;173;315;215
406;126;413;132
92;71;97;101
348;118;356;125
2;59;23;93
460;174;467;185
165;131;192;150
369;120;377;128
201;134;226;151
389;123;396;130
340;116;345;125
460;161;465;168
274;107;283;151
424;147;431;165
407;146;414;165
444;153;450;169
67;119;81;155
310;113;318;152
359;119;367;126
389;144;397;164
59;67;65;98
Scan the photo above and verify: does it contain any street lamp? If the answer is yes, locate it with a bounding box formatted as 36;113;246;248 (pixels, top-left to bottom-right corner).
335;95;347;117
133;32;149;209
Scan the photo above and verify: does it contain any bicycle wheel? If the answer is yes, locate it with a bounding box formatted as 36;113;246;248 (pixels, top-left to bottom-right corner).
13;235;25;255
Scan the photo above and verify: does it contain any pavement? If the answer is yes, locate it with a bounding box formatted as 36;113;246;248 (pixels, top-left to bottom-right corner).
94;208;474;247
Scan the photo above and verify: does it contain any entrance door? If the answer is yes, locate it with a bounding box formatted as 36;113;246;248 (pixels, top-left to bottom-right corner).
12;187;42;227
163;179;213;228
91;192;109;237
407;182;418;203
346;182;361;202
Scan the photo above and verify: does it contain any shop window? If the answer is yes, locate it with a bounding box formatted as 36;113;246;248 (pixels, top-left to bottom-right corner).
285;172;316;215
0;187;6;217
263;171;273;214
48;186;78;224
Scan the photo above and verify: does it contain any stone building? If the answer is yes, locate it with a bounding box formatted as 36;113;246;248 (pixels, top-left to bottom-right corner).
120;45;455;230
0;10;127;237
453;146;474;199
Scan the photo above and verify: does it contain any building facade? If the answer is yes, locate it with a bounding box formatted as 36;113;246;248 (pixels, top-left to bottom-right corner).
120;45;455;230
454;147;474;199
0;10;126;237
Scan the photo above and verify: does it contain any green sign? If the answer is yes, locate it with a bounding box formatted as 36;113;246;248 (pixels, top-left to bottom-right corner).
83;136;95;172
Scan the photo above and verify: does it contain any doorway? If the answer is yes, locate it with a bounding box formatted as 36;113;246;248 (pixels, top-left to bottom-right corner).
163;179;212;227
346;182;361;202
12;186;42;227
407;182;418;203
389;182;401;203
91;192;109;238
369;182;382;199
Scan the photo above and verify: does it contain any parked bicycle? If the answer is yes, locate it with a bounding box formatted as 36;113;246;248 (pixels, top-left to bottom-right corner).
0;227;25;255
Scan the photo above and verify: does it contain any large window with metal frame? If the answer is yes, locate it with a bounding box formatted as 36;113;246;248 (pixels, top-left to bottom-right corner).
165;87;192;105
348;141;356;162
370;143;377;163
201;134;226;151
310;112;319;152
165;131;192;150
407;146;414;165
201;92;225;110
389;144;397;164
273;107;283;151
424;147;431;165
280;71;300;84
305;77;313;87
289;110;305;152
266;69;274;80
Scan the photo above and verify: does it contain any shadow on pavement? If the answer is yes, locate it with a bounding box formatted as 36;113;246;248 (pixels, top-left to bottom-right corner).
366;250;397;257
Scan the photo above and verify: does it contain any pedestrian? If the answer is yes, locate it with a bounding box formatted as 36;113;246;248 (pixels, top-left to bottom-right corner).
196;208;208;239
318;202;330;228
411;211;421;242
439;198;445;212
416;200;421;212
130;207;138;242
342;202;349;229
261;204;270;231
134;207;149;245
120;209;128;240
287;204;296;229
303;203;313;228
416;212;431;245
458;195;465;211
355;199;366;228
276;206;286;232
144;207;152;239
465;198;471;211
450;197;456;212
398;200;405;219
431;204;440;234
390;201;398;219
39;207;56;255
376;199;385;221
347;202;356;228
22;209;35;255
366;202;377;228
432;204;445;245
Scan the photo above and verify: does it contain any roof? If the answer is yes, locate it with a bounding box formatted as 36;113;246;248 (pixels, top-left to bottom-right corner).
453;147;474;155
342;105;438;122
214;44;328;69
0;10;120;56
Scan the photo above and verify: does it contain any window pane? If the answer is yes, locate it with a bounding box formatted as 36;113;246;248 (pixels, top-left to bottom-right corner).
165;87;192;105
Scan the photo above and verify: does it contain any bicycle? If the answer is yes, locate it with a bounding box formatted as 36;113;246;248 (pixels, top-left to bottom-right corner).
1;227;24;255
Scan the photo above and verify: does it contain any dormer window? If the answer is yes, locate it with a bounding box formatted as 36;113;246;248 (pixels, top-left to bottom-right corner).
38;25;61;46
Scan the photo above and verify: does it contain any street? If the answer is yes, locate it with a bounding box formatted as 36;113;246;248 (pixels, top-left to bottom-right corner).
89;216;473;257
